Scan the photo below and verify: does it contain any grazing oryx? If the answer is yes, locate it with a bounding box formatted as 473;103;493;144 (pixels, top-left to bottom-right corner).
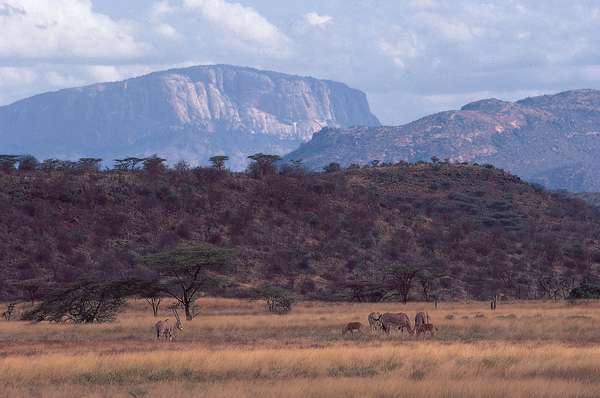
368;312;383;331
414;311;430;329
415;323;438;338
342;322;363;335
155;309;183;341
380;312;414;335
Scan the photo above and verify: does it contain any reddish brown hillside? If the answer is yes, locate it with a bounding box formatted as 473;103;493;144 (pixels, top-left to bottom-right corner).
1;163;599;301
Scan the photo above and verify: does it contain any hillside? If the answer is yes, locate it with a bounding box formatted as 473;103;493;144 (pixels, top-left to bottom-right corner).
2;163;599;302
285;89;600;192
0;65;379;169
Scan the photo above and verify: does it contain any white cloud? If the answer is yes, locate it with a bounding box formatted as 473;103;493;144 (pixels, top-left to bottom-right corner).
156;22;179;38
183;0;290;55
378;30;420;69
0;67;37;87
86;64;156;83
44;71;85;88
414;12;476;42
406;0;439;10
150;1;181;39
0;0;149;59
86;65;125;82
304;12;333;27
151;0;175;19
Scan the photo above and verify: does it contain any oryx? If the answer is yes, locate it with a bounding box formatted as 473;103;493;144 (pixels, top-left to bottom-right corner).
155;308;183;341
380;312;414;335
415;311;430;329
368;312;383;331
415;323;438;338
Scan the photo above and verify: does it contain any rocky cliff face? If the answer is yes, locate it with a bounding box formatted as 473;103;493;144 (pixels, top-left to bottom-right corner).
285;89;600;192
0;65;379;169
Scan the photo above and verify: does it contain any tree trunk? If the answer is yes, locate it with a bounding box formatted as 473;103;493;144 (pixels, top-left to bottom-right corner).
184;300;193;320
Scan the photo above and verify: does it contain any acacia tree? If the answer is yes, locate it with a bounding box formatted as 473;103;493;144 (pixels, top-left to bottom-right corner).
247;153;281;177
143;155;167;175
141;246;234;320
209;155;229;171
77;158;103;173
23;279;140;323
114;157;144;171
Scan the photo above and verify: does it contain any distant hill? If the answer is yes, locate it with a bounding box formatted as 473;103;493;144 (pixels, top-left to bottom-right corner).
0;65;379;169
1;163;599;302
285;89;600;192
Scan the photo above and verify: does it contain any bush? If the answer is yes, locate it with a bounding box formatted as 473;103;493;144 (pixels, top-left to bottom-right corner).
569;277;600;299
260;285;295;314
266;294;294;314
18;155;39;171
323;162;342;173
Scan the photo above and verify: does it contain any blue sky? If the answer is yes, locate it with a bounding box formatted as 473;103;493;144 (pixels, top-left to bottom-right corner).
1;0;600;124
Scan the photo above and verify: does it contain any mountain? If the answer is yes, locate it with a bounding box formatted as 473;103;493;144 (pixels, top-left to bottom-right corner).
285;89;600;192
0;65;379;169
2;163;599;301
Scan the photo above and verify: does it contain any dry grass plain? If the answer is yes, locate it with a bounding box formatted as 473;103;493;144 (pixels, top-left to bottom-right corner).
2;299;600;397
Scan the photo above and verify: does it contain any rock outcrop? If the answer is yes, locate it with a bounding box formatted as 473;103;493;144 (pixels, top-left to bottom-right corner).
0;64;379;169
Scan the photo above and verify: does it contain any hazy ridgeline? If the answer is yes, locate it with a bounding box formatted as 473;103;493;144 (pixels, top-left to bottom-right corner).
2;298;600;397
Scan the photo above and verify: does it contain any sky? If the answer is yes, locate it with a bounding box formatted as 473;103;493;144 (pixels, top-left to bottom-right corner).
1;0;600;124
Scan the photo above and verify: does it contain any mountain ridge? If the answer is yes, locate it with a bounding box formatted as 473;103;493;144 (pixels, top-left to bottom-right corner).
0;64;380;169
285;89;600;191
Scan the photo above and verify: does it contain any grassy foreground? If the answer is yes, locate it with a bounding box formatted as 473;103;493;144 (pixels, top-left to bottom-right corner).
2;299;600;397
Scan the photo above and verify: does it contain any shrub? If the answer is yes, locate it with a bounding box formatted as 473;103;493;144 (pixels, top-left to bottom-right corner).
260;285;295;314
569;277;600;299
18;155;39;171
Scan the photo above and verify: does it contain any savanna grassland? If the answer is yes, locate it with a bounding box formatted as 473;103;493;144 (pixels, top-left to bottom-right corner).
2;298;600;398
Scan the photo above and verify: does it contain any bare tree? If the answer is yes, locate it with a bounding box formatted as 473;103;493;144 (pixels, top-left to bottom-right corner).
419;270;435;302
387;262;420;304
146;297;161;317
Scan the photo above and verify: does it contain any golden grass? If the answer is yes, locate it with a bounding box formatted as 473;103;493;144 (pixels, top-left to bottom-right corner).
2;299;600;397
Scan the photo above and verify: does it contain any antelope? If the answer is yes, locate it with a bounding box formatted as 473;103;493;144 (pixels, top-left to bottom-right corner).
368;312;383;331
380;312;414;335
415;323;438;338
155;309;183;341
342;322;363;335
414;311;430;329
2;303;16;321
